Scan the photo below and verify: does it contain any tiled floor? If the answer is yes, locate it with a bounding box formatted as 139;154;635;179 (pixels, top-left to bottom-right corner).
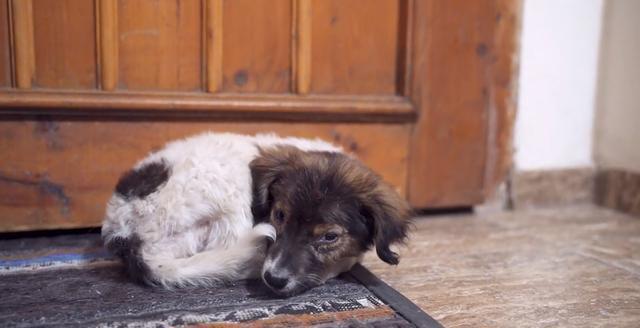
362;205;640;327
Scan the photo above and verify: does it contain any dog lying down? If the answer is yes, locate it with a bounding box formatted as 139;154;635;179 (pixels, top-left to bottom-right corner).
102;132;411;296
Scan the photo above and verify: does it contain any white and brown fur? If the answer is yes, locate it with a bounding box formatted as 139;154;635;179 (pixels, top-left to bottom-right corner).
102;132;411;296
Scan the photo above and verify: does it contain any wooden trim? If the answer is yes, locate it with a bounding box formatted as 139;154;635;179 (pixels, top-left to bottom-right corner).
97;0;118;91
7;0;16;87
204;0;223;93
294;0;311;94
10;0;34;89
399;0;414;96
0;91;415;122
290;0;297;92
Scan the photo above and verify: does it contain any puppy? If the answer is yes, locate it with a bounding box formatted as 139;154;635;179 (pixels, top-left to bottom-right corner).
102;132;411;296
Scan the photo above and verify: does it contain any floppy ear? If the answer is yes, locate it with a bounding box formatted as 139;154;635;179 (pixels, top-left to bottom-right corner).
249;146;298;222
361;182;412;265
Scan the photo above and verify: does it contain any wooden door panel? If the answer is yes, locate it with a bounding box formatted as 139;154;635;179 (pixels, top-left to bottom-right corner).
409;0;489;206
117;0;202;91
0;120;409;232
0;0;11;88
310;0;401;95
31;0;97;89
407;0;520;207
222;0;291;93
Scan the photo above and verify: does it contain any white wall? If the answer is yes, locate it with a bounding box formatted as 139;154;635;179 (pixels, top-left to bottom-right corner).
515;0;603;171
594;0;640;174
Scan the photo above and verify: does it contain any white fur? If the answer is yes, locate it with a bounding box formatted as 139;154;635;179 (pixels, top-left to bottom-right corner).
102;132;341;287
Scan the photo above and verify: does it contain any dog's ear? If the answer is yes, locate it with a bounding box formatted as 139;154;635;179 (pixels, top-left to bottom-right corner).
249;146;299;222
359;180;412;265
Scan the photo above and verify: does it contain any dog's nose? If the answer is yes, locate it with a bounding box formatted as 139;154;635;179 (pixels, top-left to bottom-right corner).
263;270;289;290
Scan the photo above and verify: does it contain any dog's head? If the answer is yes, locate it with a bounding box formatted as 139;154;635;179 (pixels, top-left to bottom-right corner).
250;145;411;296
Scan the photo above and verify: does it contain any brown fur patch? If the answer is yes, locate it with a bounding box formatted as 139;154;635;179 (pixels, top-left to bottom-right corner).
316;234;364;263
311;224;343;237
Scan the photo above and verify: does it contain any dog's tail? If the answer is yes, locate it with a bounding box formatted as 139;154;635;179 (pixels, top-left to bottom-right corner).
104;223;276;288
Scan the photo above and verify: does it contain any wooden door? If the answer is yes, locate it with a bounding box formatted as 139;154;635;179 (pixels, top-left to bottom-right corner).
0;0;520;232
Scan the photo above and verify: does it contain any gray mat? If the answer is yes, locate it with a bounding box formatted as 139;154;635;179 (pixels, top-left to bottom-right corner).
0;232;441;327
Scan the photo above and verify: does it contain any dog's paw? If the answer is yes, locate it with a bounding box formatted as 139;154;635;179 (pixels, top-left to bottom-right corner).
252;223;276;242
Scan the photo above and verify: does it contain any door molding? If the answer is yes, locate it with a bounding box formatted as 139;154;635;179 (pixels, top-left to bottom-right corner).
0;91;415;123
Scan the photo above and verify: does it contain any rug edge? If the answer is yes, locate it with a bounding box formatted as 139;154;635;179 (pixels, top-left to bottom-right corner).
347;263;444;328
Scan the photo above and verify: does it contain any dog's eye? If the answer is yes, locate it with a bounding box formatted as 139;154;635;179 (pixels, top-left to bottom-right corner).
320;232;339;243
273;209;285;223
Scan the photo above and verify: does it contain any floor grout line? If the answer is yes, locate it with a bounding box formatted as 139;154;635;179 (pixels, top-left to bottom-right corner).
572;249;640;279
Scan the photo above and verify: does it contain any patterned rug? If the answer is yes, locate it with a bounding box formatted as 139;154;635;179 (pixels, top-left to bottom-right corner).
0;232;441;327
